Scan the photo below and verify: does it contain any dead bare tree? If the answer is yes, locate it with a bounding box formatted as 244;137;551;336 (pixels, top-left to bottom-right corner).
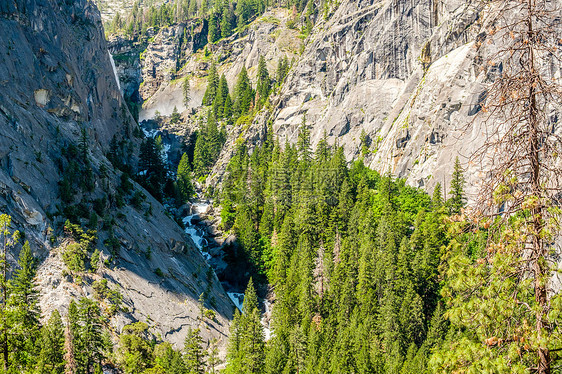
474;0;562;372
435;1;562;373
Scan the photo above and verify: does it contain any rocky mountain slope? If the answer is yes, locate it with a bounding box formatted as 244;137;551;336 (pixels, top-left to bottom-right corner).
120;0;562;204
0;0;233;350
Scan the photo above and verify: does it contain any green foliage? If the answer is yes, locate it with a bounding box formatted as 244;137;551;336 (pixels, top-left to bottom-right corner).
225;279;265;374
138;137;168;200
182;76;191;107
67;297;106;374
171;106;181;123
152;342;186;373
176;153;195;203
221;130;447;373
233;66;254;117
61;221;97;275
256;56;270;107
448;156;465;214
37;310;65;373
117;322;153;374
202;62;219;106
184;327;206;373
276;56;290;86
192;111;226;177
90;249;101;272
213;74;231;120
9;241;41;371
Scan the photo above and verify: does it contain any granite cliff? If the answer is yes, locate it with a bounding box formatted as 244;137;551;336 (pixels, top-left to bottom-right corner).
0;0;233;351
120;0;562;207
119;0;494;202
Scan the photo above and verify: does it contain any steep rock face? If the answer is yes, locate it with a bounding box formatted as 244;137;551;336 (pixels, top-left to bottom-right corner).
0;0;232;349
138;9;302;121
268;0;486;196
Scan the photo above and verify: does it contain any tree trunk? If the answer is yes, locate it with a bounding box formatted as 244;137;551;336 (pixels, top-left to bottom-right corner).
527;1;550;372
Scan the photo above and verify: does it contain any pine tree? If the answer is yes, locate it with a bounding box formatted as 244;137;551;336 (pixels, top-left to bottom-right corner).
202;62;219;106
182;76;191;107
117;322;153;374
171;106;181;123
220;4;234;38
276;56;289;86
241;307;265;374
213;74;230;118
233;66;254;116
242;278;258;316
0;214;18;372
225;309;243;373
9;241;41;371
206;338;220;374
138;137;167;199
223;94;233;121
192;111;224;177
37;310;66;374
184;327;206;373
236;0;252;29
177;153;194;203
153;342;186;373
77;298;105;373
65;300;79;374
431;182;443;209
256;56;270;106
297;114;311;162
448;156;465;214
188;0;198;16
208;12;220;43
229;278;265;374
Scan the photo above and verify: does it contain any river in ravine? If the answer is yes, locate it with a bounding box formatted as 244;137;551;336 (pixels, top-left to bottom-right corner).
140;121;273;340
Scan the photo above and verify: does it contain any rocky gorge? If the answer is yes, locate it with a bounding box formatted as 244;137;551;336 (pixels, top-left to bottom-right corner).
0;0;234;353
109;0;561;205
1;0;562;371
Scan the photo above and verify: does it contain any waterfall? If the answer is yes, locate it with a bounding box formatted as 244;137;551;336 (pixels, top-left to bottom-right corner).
108;51;121;93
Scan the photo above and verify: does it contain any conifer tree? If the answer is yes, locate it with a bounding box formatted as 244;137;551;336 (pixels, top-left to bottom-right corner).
213;74;230;118
0;214;18;371
65;300;79;374
183;76;191;107
431;182;443;209
9;241;40;371
188;0;198;16
236;0;252;28
225;309;243;373
233;66;254;116
184;327;206;373
153;342;186;373
239;279;265;374
202;62;219;106
297;114;311;162
208;12;220;43
138;137;167;199
117;322;153;374
37;310;65;374
171;106;181;123
176;153;194;203
431;2;562;370
448;156;465;214
220;4;234;38
276;56;289;86
206;338;220;374
241;307;265;374
256;56;270;106
77;298;105;373
242;278;258;316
